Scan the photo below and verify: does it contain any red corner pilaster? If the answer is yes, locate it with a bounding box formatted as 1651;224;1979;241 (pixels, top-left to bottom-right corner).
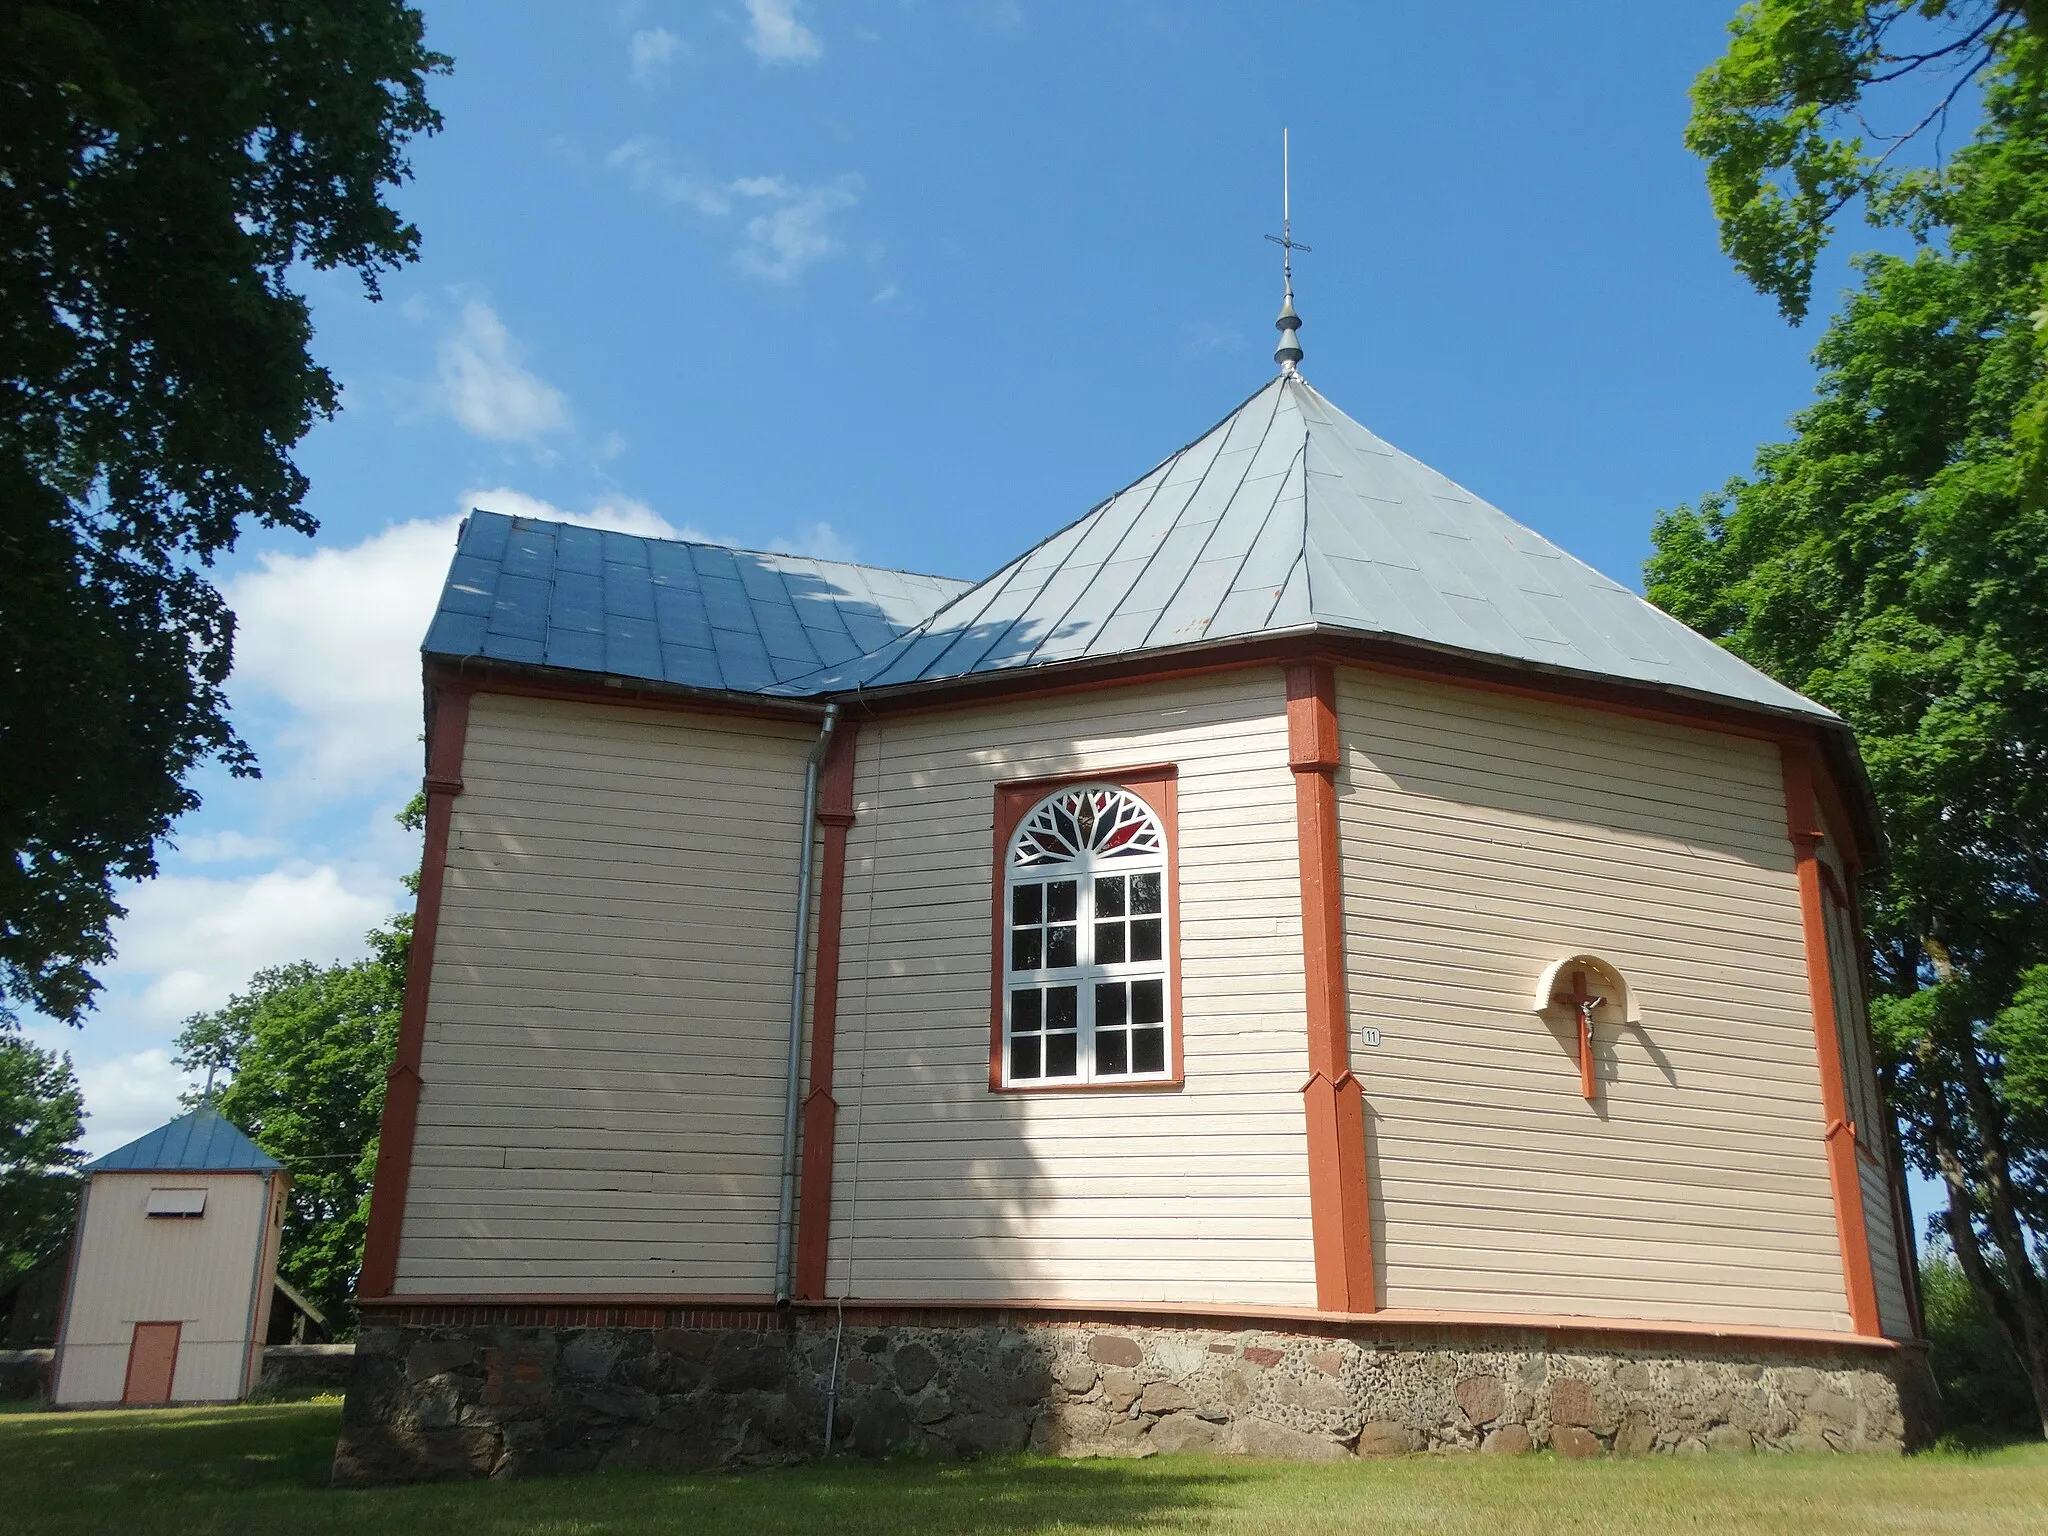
1287;662;1376;1313
795;721;860;1301
1781;738;1882;1337
359;684;471;1300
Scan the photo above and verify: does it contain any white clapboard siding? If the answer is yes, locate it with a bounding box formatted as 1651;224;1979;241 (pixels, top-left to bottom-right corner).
820;669;1319;1306
1814;822;1917;1338
394;691;818;1295
1335;668;1857;1333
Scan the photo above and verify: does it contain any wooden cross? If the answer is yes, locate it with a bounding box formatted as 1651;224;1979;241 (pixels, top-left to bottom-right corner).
1552;968;1603;1102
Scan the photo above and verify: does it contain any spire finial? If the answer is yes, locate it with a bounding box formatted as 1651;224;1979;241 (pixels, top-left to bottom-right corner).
1264;127;1310;374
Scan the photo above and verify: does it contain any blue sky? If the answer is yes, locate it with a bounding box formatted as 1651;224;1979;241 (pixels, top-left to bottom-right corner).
31;1;1910;1168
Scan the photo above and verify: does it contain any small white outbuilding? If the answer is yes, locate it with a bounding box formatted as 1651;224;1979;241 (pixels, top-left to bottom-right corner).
52;1107;287;1407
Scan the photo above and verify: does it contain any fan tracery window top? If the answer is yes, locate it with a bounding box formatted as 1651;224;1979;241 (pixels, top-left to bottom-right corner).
1002;783;1172;1087
1010;786;1164;869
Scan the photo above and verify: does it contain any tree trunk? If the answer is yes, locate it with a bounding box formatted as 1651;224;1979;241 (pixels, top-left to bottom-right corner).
1928;1063;2048;1438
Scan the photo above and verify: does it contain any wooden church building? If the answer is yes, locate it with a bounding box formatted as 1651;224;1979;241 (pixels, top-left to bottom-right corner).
336;303;1929;1480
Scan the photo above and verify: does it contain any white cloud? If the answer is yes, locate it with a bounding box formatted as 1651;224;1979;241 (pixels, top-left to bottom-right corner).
608;143;862;284
226;517;462;790
462;486;688;541
608;137;735;216
174;829;288;864
226;494;699;794
773;521;855;562
732;173;863;283
629;25;685;84
436;299;571;442
112;865;394;1027
74;1049;193;1157
871;282;900;305
745;0;821;63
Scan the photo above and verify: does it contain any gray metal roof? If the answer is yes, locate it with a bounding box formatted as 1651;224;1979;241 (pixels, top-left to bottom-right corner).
419;378;1829;723
87;1107;281;1174
777;375;1831;720
423;511;973;694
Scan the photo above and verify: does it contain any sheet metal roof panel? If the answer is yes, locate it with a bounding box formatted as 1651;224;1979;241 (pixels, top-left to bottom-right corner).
425;510;969;696
546;627;606;673
480;632;546;665
460;510;511;563
549;572;606;633
431;371;1831;722
424;610;488;655
554;524;606;577
90;1107;282;1173
501;524;555;581
440;555;499;616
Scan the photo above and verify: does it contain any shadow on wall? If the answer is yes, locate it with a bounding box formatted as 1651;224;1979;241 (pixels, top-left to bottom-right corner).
1343;670;1792;870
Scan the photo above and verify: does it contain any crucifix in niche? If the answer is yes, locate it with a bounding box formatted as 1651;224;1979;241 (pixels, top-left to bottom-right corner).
1555;969;1603;1102
1531;955;1638;1105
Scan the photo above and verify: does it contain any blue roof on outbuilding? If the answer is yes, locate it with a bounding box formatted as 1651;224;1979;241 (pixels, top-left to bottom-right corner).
423;511;971;694
86;1107;281;1174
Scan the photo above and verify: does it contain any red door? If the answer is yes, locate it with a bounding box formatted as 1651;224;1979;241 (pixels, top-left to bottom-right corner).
122;1321;181;1405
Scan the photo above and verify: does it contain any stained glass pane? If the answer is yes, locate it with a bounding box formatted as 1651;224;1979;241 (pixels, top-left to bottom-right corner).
1011;787;1165;867
1011;989;1042;1030
1047;925;1077;968
1011;1037;1039;1079
1048;986;1077;1030
1131;918;1162;963
1133;978;1164;1025
1095;922;1126;964
1012;885;1042;924
1097;1031;1128;1076
1046;1033;1078;1077
1133;1028;1166;1074
1048;880;1078;920
1132;872;1161;913
1094;876;1125;916
1012;930;1041;971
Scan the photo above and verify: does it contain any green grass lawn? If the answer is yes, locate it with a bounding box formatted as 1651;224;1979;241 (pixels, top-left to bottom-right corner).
4;1399;2046;1536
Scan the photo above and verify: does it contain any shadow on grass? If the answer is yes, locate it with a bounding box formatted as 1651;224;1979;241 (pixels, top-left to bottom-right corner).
0;1400;1261;1536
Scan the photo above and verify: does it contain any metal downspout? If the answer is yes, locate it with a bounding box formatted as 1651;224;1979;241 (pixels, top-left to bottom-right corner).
775;703;839;1305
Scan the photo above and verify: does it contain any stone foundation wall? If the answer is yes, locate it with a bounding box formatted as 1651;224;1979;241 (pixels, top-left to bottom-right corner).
334;1313;1932;1483
259;1343;357;1398
0;1350;53;1401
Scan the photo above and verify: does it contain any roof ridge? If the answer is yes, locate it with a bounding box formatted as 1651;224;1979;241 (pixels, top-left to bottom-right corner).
1128;384;1297;654
1294;380;1318;623
768;376;1294;692
470;508;971;588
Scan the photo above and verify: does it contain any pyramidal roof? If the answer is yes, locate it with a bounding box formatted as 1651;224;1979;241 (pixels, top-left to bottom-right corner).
776;373;1828;720
85;1106;281;1174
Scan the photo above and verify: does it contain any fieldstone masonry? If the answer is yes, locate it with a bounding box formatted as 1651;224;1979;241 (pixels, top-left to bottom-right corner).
332;1315;1930;1483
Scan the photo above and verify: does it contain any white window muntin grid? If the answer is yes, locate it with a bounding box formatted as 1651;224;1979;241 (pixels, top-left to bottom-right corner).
1002;791;1171;1087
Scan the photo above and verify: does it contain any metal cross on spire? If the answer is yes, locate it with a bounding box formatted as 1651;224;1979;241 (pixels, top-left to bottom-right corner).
1265;127;1310;373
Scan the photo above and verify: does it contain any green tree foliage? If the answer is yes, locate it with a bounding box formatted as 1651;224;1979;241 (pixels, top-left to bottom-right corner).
1688;1;2045;321
0;1036;85;1283
174;918;406;1331
1924;1249;2041;1438
0;2;446;1027
1651;41;2048;1433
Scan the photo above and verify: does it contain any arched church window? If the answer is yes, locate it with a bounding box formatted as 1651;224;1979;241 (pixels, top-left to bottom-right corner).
1001;783;1175;1087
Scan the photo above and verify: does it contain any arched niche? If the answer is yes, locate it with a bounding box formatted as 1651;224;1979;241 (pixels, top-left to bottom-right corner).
1531;954;1640;1024
1531;954;1640;1104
